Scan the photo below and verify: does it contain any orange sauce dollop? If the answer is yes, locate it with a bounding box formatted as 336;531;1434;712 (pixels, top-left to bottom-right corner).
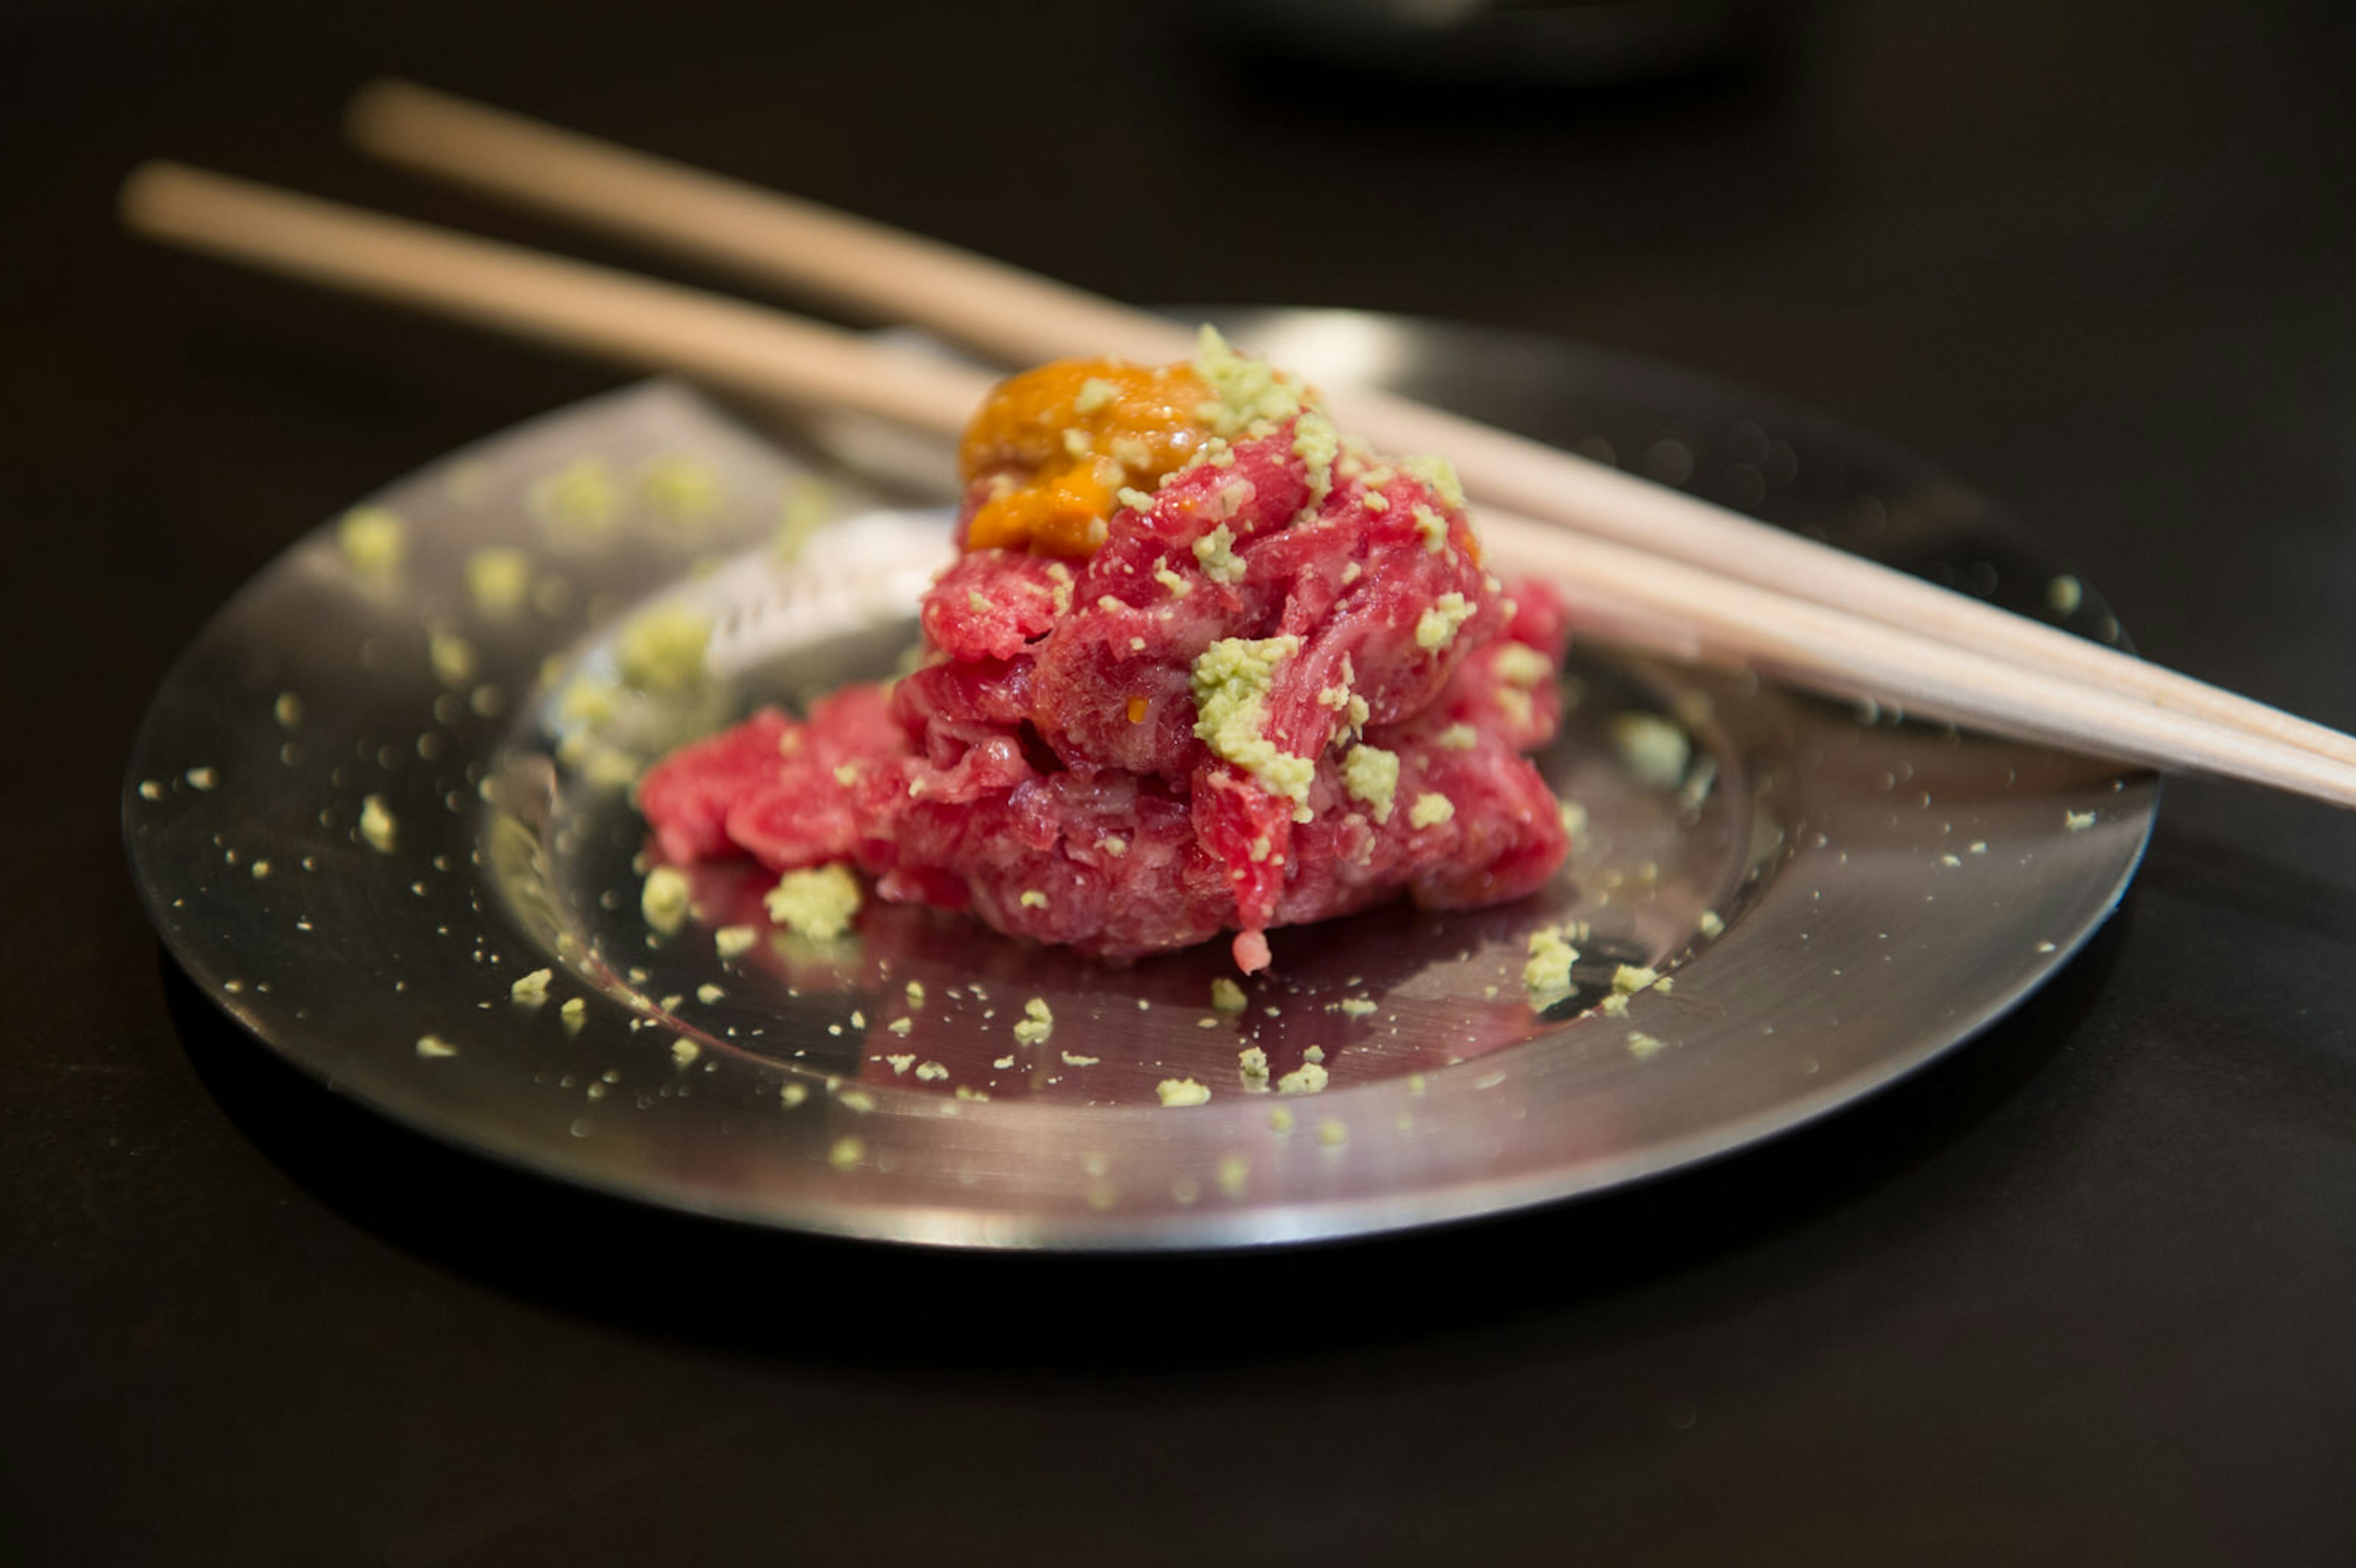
958;358;1212;558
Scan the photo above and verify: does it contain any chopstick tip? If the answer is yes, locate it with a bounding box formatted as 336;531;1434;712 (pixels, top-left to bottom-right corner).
345;77;417;146
117;158;194;231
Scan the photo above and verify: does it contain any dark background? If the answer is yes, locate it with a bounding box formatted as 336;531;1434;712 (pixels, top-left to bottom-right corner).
9;2;2356;1562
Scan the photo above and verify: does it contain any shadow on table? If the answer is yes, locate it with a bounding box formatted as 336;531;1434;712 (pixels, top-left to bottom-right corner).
166;907;2125;1372
2138;815;2356;950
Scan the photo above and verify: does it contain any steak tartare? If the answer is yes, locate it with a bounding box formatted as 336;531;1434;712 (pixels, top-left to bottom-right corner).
639;331;1573;972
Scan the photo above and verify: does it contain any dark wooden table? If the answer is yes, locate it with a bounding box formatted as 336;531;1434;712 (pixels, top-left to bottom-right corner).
9;2;2355;1562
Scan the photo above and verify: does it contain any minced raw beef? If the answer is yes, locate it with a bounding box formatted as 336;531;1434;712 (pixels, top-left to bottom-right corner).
638;339;1571;972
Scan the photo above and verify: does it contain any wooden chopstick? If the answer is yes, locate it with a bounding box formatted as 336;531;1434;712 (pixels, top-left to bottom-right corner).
118;161;993;435
116;160;2356;809
1472;508;2356;802
345;78;2356;776
345;80;1195;367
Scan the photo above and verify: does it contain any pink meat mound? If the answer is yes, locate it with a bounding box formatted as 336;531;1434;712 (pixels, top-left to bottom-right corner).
638;418;1573;970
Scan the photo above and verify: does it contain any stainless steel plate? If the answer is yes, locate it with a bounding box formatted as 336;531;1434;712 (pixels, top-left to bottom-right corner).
123;312;2154;1250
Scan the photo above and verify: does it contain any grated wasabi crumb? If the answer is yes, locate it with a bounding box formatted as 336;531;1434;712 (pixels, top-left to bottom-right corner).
615;605;712;692
641;865;692;934
509;968;553;1004
358;794;397;854
1342;744;1399;823
696;983;725;1004
828;1136;864;1169
1191;523;1246;585
531;458;620;543
1609;713;1692;790
2065;809;2096;832
1491;642;1553;690
1211;977;1248;1013
1239;1046;1270;1078
556;672;620;728
1407;793;1455;829
1628;1032;1667;1058
1157;1078;1212;1107
1192;635;1315;810
763;863;861;940
415;1034;457;1058
714;924;757;958
1612;964;1660;995
422;639;478;703
1413;592;1474;651
1192;325;1308;436
464;547;533;615
915;1061;949;1082
1289;411;1341;513
337;506;407;575
1412;502;1449;553
1012;996;1054;1047
1699;910;1725;938
1523;926;1580;1005
1277;1062;1330;1095
638;453;725;527
1400;453;1467;510
1061;1051;1100;1067
670;1037;699;1065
